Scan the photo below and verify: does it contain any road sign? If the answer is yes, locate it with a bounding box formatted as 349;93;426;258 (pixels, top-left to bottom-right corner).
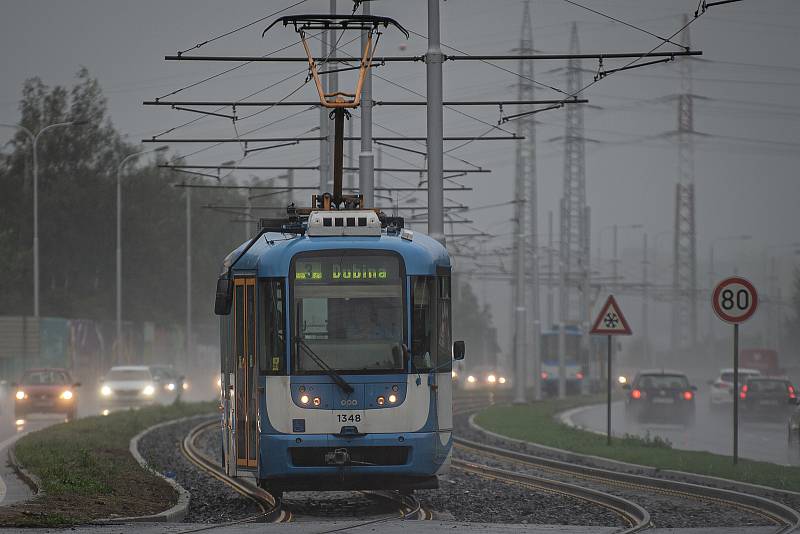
590;295;632;336
712;276;758;324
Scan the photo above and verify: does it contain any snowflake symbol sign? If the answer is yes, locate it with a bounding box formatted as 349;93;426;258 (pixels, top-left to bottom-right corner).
604;312;619;329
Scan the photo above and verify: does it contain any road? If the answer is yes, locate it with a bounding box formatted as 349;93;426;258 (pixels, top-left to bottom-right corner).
569;389;800;466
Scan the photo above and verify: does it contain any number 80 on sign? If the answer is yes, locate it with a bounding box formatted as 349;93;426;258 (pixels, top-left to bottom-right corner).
712;276;758;324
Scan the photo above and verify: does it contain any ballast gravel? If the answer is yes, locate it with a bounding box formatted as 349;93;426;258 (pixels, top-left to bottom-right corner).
453;402;797;528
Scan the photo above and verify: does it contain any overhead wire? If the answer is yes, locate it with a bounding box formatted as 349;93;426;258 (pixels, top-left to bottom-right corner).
176;0;309;56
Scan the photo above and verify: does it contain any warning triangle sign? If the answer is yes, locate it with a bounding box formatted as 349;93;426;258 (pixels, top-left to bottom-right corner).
590;295;632;336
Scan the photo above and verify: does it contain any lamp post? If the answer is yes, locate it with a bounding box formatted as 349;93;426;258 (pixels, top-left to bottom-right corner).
116;145;169;363
1;120;87;318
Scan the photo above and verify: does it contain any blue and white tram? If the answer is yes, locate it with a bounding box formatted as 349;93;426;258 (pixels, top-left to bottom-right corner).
215;210;465;495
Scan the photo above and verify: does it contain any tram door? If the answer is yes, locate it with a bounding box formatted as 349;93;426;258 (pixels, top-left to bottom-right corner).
234;277;258;468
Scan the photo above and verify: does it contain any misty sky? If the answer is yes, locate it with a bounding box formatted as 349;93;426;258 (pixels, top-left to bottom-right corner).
1;0;798;359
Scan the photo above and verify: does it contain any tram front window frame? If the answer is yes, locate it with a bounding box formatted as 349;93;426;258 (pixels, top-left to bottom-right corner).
290;251;407;375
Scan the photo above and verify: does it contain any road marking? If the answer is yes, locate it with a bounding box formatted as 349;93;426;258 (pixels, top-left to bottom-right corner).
0;432;27;504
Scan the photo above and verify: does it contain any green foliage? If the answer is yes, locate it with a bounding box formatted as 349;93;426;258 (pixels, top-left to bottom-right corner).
0;69;253;330
452;276;501;368
476;400;800;492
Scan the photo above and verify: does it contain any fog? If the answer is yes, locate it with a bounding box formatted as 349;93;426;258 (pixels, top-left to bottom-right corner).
0;0;799;464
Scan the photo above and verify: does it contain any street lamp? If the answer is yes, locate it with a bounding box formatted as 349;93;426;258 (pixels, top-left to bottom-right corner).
0;119;88;318
116;145;169;363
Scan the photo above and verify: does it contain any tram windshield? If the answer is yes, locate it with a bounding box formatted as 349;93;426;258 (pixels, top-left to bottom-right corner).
292;252;405;373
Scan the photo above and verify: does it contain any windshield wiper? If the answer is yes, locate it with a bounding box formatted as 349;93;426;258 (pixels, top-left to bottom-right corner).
295;338;354;394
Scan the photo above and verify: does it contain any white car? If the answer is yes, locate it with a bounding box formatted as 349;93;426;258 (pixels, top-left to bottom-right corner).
99;366;162;410
709;368;761;406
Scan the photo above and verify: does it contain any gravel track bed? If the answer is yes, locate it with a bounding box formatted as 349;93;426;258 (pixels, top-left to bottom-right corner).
454;406;787;528
196;418;625;525
139;415;261;523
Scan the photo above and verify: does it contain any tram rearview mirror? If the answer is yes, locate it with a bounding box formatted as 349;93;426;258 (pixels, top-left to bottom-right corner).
214;277;234;316
453;340;465;361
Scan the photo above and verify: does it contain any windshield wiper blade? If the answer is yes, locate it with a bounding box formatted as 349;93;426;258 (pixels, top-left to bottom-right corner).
295;338;354;394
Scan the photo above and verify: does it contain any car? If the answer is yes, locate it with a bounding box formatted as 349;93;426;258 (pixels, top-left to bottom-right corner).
462;365;509;390
13;368;80;422
148;364;187;401
709;368;761;407
739;377;796;421
99;365;162;410
540;361;585;397
623;369;697;426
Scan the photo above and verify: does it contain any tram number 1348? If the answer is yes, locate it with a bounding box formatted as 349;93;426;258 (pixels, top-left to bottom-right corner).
336;413;362;423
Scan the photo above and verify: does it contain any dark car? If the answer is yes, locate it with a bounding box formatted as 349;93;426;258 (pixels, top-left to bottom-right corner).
148;365;186;402
14;368;80;422
740;377;796;420
623;370;697;426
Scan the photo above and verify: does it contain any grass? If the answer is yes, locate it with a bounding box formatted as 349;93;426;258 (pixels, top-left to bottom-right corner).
474;397;800;492
1;401;217;526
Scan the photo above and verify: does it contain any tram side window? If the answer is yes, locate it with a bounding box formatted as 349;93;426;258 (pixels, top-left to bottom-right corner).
411;277;436;372
259;279;286;375
436;275;452;371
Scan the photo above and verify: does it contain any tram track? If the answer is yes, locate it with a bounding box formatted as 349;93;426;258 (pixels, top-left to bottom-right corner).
182;419;429;524
453;393;800;533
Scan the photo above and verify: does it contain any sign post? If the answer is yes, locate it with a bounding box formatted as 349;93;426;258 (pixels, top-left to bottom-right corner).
590;295;632;445
712;276;758;465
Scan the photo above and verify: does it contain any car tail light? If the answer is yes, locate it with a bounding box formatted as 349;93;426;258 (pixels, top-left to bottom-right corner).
742;384;748;392
631;389;642;399
740;392;747;399
683;391;693;401
540;372;548;380
576;372;584;380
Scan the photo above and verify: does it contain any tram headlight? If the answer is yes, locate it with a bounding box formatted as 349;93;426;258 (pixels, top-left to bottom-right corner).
377;396;385;406
60;390;73;400
142;385;155;396
467;375;476;383
100;385;112;397
15;390;26;400
498;377;506;384
487;374;497;384
388;394;397;404
312;397;321;407
300;394;310;405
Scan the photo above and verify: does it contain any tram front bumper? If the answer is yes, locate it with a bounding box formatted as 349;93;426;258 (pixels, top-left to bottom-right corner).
259;431;445;491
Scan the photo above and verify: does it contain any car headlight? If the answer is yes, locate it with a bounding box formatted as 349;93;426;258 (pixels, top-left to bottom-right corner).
499;377;506;384
15;390;26;400
101;385;112;397
60;390;73;400
142;385;155;396
618;375;628;384
166;383;176;391
487;374;497;384
182;382;189;390
467;375;476;383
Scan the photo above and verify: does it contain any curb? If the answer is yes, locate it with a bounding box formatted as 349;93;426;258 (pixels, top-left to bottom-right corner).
469;408;800;499
7;445;43;497
95;414;213;524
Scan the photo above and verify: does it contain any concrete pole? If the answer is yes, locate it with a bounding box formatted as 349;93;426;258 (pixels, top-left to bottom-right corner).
115;145;167;365
514;224;527;404
245;187;252;238
581;206;591;394
186;184;193;367
612;224;619;292
319;23;329;192
426;0;445;245
347;111;354;191
708;243;715;342
328;0;338;189
359;0;375;208
643;232;650;367
558;199;567;399
547;210;554;329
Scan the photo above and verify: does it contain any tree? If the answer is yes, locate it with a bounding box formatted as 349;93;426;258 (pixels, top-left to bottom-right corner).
452;277;501;368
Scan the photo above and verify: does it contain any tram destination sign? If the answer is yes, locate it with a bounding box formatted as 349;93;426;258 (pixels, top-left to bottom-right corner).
295;259;397;283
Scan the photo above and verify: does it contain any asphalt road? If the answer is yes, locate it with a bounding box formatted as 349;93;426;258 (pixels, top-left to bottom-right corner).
569;389;800;466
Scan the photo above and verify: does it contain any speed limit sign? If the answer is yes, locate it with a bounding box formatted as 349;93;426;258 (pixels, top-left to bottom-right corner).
712;276;758;324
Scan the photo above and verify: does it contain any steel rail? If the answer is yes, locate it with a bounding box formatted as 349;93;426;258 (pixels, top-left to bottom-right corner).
184;419;429;524
451;459;650;533
452;400;800;533
181;420;289;522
